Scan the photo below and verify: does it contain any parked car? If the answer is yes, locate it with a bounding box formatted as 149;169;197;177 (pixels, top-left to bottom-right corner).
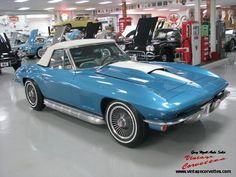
10;32;29;51
18;29;46;59
53;16;97;32
120;17;181;62
145;28;182;61
15;39;229;147
0;33;21;73
225;29;236;52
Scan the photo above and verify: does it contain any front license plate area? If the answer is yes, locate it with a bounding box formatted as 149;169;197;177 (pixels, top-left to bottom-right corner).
0;62;9;67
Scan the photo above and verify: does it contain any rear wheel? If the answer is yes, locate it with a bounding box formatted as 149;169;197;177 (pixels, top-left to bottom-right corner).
105;101;147;147
25;80;45;111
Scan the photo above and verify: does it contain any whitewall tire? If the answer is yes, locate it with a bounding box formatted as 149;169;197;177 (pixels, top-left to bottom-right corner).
106;101;147;147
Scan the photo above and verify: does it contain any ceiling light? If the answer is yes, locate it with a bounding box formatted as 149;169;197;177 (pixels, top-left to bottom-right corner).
158;8;168;11
216;5;221;7
14;0;29;2
26;15;50;19
67;7;77;11
169;9;179;12
99;1;112;5
201;4;207;7
48;0;62;3
44;7;55;10
75;0;89;4
18;7;30;10
85;8;96;11
185;3;195;7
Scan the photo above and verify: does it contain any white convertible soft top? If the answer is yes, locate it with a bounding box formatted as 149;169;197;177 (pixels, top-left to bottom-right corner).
37;39;115;67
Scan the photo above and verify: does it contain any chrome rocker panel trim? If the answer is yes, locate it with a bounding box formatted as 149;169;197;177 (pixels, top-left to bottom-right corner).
44;99;106;125
144;90;230;126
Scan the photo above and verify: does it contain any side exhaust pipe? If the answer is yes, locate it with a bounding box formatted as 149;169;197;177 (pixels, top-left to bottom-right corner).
44;99;105;125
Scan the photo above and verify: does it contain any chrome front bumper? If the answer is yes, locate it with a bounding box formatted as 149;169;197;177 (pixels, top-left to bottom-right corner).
144;90;230;128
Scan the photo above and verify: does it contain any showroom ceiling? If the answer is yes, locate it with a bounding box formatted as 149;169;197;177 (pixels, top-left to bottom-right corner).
0;0;235;15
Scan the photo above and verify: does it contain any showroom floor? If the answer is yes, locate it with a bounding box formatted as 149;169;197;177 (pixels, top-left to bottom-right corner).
0;54;236;177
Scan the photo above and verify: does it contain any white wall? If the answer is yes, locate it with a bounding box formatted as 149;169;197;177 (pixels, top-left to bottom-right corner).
0;14;53;37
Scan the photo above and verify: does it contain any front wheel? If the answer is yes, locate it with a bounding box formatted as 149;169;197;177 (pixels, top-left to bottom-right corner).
105;101;147;147
160;48;174;62
36;47;43;58
25;80;45;111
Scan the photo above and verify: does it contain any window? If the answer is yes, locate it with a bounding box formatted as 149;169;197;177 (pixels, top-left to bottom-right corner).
69;43;130;69
49;49;72;69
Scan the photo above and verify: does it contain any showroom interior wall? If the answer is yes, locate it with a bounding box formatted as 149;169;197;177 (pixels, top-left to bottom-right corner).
26;15;53;36
0;14;54;37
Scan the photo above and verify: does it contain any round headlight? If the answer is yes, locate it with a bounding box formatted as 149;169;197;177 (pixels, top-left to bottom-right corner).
119;44;126;51
146;45;155;52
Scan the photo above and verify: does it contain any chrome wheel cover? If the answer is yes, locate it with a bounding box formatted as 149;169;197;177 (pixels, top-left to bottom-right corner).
25;81;38;107
106;102;138;144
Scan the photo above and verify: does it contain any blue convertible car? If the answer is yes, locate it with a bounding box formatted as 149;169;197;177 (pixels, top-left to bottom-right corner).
18;29;46;59
15;39;229;147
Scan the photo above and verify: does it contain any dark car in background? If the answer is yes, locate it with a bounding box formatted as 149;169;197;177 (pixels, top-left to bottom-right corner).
119;17;181;62
145;28;181;61
0;33;21;73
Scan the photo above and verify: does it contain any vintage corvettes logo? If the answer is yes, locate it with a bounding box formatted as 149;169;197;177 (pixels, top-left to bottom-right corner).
175;150;231;174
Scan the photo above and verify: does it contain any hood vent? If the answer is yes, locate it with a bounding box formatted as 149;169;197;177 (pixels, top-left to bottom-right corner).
147;68;168;74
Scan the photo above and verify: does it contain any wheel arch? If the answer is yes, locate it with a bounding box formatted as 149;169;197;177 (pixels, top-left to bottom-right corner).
100;97;146;120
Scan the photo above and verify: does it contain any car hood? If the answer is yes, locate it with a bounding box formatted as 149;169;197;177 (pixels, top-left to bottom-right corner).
133;17;158;46
52;26;66;44
96;61;225;100
0;33;12;54
27;29;38;44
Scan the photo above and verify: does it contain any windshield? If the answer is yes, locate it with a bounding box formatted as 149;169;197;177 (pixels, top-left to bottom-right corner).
70;43;130;69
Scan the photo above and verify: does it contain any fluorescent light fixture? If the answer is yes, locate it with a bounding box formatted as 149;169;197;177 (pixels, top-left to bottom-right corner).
48;0;62;3
158;8;168;11
14;0;29;2
18;7;30;10
44;7;55;10
216;5;221;7
99;1;112;5
201;4;207;7
144;8;154;11
169;9;179;12
26;14;50;19
75;0;89;4
67;7;77;10
185;3;195;7
85;7;96;11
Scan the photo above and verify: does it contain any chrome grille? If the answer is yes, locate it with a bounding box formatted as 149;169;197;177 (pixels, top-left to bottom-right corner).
126;50;146;61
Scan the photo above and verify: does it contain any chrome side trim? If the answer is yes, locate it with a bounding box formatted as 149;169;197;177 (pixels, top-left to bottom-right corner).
44;99;105;125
